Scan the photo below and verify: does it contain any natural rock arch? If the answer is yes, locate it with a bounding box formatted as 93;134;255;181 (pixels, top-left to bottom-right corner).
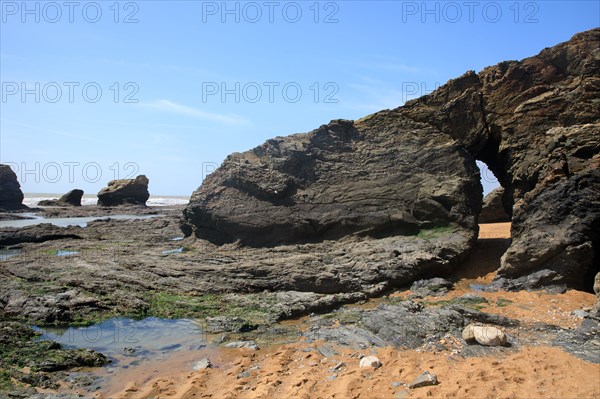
183;29;600;293
400;29;600;291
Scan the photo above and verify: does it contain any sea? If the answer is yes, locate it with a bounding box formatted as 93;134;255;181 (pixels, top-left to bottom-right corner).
23;193;190;207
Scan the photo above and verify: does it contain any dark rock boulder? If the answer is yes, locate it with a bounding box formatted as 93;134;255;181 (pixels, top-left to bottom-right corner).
479;187;510;223
400;29;600;291
38;189;84;207
183;117;482;246
97;175;149;206
60;189;84;206
181;115;481;292
0;164;26;211
409;277;453;297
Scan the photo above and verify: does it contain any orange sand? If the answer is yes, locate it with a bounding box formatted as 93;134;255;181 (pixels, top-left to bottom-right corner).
111;344;599;399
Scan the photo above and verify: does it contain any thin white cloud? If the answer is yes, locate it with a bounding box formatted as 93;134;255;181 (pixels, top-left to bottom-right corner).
141;99;250;126
340;54;437;76
344;75;442;112
345;82;406;112
0;118;101;142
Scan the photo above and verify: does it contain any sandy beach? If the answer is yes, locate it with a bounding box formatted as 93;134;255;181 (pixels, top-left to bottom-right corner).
65;223;597;399
3;19;599;399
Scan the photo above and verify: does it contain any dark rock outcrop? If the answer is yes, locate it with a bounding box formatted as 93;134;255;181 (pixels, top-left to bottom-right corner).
409;277;453;297
182;116;482;292
305;301;519;354
399;29;600;290
183;118;482;246
479;187;510;223
0;321;108;392
97;175;149;206
0;224;83;246
0;213;473;324
0;164;26;210
183;29;599;292
38;189;84;207
306;300;599;362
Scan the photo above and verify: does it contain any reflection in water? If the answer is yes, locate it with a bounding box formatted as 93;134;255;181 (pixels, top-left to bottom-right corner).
0;214;162;228
34;317;207;359
56;250;80;257
162;247;184;255
0;249;21;261
34;318;215;395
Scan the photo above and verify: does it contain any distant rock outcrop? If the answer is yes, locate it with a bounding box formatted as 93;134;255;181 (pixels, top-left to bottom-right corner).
97;175;149;206
183;29;600;292
479;187;510;223
0;164;26;211
39;189;84;207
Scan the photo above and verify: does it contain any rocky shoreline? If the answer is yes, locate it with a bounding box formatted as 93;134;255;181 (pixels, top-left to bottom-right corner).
0;29;599;397
0;213;598;396
0;207;473;325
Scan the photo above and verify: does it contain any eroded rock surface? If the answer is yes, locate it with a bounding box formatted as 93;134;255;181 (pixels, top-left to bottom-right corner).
183;118;481;246
181;113;482;294
0;224;83;246
0;213;475;324
0;321;108;391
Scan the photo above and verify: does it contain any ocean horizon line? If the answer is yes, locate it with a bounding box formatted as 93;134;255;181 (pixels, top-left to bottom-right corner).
23;192;191;199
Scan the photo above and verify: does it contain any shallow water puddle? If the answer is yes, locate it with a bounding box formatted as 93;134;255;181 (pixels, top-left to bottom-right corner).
469;283;492;291
0;248;21;261
34;317;207;358
56;250;80;257
161;247;184;255
34;317;217;396
0;214;162;228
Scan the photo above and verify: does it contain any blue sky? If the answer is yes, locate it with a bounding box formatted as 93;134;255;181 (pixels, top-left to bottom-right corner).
1;1;598;196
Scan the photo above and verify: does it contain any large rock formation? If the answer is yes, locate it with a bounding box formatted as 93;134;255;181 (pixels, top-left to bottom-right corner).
184;29;600;292
97;175;149;206
397;28;600;291
0;164;26;211
479;187;510;223
183;118;482;246
38;189;84;207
